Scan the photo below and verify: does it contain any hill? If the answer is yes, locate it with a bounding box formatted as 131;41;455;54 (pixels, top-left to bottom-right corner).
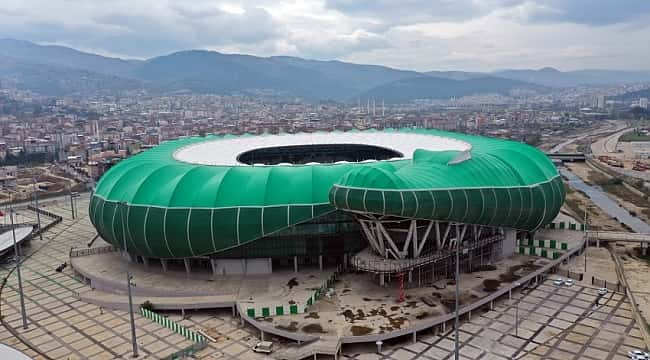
0;54;144;96
0;39;138;78
357;76;537;103
494;67;650;87
2;38;649;101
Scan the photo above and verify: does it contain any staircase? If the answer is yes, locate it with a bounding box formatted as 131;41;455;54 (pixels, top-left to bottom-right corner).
272;338;341;360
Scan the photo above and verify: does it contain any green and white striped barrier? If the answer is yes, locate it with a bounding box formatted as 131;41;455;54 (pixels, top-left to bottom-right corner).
546;222;586;231
140;308;205;343
518;246;562;259
518;239;569;250
245;271;340;318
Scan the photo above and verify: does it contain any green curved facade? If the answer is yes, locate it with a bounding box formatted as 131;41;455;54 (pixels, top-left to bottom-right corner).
89;128;563;259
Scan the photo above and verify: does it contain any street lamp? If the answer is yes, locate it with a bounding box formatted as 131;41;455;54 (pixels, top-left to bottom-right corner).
513;282;521;337
10;206;28;329
32;171;43;241
120;201;138;357
583;205;594;273
453;224;467;360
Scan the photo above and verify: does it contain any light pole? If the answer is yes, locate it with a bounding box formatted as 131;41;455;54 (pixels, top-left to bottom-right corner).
121;201;138;357
583;206;593;273
69;187;75;219
514;282;520;337
454;224;461;360
10;206;28;329
32;171;43;241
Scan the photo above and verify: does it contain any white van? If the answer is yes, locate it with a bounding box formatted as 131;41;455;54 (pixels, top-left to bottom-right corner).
253;341;273;354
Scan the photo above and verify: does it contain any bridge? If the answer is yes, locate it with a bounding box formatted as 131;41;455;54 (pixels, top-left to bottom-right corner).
546;152;586;162
586;231;650;251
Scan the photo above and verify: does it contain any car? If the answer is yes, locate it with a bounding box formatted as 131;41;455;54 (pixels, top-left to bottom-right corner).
553;278;564;286
628;350;649;359
565;279;574;286
253;341;273;354
598;288;608;296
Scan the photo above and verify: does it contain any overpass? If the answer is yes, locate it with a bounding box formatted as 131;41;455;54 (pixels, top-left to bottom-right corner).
586;231;650;252
546;153;586;162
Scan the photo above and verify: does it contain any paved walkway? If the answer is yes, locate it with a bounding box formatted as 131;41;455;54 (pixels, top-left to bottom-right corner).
338;281;644;360
0;196;195;359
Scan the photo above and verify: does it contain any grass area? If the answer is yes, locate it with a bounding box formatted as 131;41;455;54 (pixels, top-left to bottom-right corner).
586;170;617;186
600;184;649;208
620;132;650;142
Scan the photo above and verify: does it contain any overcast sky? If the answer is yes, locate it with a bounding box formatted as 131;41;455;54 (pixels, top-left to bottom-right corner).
1;0;650;71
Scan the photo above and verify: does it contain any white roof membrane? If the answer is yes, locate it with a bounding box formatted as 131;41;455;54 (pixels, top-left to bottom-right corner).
174;132;471;166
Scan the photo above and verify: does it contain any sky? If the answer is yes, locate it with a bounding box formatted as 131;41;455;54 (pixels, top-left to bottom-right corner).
1;0;650;71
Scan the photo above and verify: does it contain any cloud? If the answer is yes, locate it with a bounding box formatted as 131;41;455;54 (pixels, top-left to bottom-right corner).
0;0;283;58
0;0;648;71
514;0;650;26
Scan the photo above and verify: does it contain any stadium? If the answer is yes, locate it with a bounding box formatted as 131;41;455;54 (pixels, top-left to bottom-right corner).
88;128;563;279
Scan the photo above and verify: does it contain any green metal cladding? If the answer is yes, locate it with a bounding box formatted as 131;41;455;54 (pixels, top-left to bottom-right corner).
89;128;564;259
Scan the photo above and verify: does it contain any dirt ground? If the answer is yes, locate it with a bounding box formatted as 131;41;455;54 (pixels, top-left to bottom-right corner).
270;255;548;338
562;185;626;232
559;246;618;284
613;244;650;326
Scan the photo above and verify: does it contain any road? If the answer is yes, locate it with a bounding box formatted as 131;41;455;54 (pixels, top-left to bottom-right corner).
548;122;628;154
590;127;650;182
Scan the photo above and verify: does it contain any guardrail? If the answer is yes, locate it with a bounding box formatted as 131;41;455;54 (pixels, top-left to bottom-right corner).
69;245;118;258
26;205;63;236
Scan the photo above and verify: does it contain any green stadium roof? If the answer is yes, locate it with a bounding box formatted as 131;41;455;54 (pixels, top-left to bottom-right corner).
90;128;564;259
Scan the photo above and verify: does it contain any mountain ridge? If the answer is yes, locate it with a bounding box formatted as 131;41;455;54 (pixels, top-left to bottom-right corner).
1;39;648;101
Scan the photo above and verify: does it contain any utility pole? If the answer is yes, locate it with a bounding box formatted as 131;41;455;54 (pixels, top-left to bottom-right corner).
121;201;138;357
10;206;28;329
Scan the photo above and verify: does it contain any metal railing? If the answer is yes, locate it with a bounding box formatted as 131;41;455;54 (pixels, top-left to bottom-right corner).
26;205;63;236
587;231;650;242
351;234;503;274
340;238;585;344
272;339;341;360
69;245;118;258
241;238;585;347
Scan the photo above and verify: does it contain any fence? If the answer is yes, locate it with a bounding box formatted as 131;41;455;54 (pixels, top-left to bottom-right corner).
591;277;626;293
351;234;503;274
69;245;118;258
26;205;63;236
552;269;584;281
518;238;570;250
244;264;345;318
140;308;206;343
550;269;626;293
164;341;208;360
546;221;586;231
